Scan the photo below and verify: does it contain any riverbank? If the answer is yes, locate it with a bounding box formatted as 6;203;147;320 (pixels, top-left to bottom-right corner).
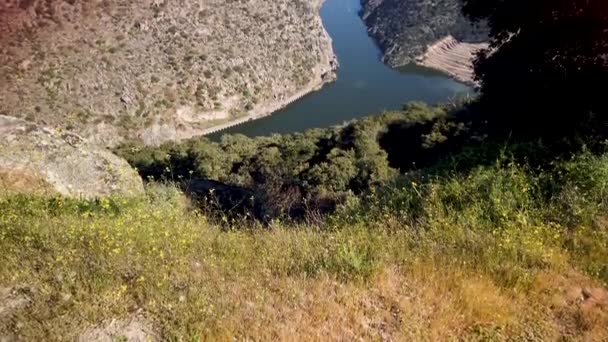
416;36;488;86
0;0;338;147
203;0;472;139
199;67;337;136
360;0;488;70
198;1;338;137
138;0;338;142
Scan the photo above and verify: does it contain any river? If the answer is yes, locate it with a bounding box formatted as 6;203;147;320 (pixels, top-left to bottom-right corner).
210;0;471;139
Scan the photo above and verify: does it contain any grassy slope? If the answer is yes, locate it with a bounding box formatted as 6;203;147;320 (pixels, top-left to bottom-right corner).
1;154;607;340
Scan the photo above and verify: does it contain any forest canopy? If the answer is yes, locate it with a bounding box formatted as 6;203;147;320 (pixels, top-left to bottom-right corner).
118;1;608;222
116;102;476;221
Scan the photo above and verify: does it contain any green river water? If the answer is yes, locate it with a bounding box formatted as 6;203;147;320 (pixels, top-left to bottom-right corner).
211;0;471;138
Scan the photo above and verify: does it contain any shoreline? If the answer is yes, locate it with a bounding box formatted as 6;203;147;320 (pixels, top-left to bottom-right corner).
124;0;338;146
199;72;336;136
416;35;488;86
196;0;338;138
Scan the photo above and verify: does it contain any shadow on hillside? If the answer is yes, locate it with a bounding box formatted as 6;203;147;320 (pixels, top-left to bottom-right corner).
376;106;495;174
181;178;338;224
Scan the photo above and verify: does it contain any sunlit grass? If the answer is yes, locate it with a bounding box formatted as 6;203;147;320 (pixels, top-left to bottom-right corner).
1;155;608;340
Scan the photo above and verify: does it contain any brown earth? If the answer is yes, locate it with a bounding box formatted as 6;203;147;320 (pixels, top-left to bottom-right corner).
417;35;488;85
0;0;336;146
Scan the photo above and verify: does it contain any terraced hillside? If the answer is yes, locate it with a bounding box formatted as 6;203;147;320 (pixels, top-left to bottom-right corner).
361;0;487;70
0;0;336;146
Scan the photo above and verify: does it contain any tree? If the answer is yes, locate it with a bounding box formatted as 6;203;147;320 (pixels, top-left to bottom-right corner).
305;148;358;193
463;0;608;139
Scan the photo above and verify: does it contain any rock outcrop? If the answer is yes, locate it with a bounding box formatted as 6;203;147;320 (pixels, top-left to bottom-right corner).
361;0;488;84
0;0;336;146
0;115;144;198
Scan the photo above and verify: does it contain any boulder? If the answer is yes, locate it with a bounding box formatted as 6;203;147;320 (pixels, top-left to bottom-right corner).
0;115;143;198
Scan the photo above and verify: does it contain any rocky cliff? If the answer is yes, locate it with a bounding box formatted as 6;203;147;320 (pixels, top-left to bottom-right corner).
0;115;144;198
360;0;487;69
0;0;336;146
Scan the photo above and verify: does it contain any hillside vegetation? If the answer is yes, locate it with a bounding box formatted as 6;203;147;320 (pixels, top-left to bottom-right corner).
4;100;608;340
117;99;608;224
1;148;607;340
360;0;487;67
1;0;607;340
116;102;477;222
0;0;335;146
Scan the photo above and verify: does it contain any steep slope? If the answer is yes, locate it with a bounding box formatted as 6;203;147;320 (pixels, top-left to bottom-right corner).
360;0;487;83
0;0;337;146
417;35;486;84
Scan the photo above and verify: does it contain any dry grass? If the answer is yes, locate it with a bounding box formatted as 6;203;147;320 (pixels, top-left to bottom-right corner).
2;153;608;340
0;182;606;340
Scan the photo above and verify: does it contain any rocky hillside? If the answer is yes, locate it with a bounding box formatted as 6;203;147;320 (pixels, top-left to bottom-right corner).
361;0;487;67
0;115;143;198
0;0;336;146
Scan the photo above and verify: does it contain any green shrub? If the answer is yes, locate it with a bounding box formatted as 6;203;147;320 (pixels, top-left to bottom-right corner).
2;151;608;339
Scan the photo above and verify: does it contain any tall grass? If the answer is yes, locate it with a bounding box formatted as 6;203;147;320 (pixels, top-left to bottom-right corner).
1;154;607;340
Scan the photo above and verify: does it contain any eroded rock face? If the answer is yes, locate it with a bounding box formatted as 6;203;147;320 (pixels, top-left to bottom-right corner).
360;0;488;68
0;115;144;198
